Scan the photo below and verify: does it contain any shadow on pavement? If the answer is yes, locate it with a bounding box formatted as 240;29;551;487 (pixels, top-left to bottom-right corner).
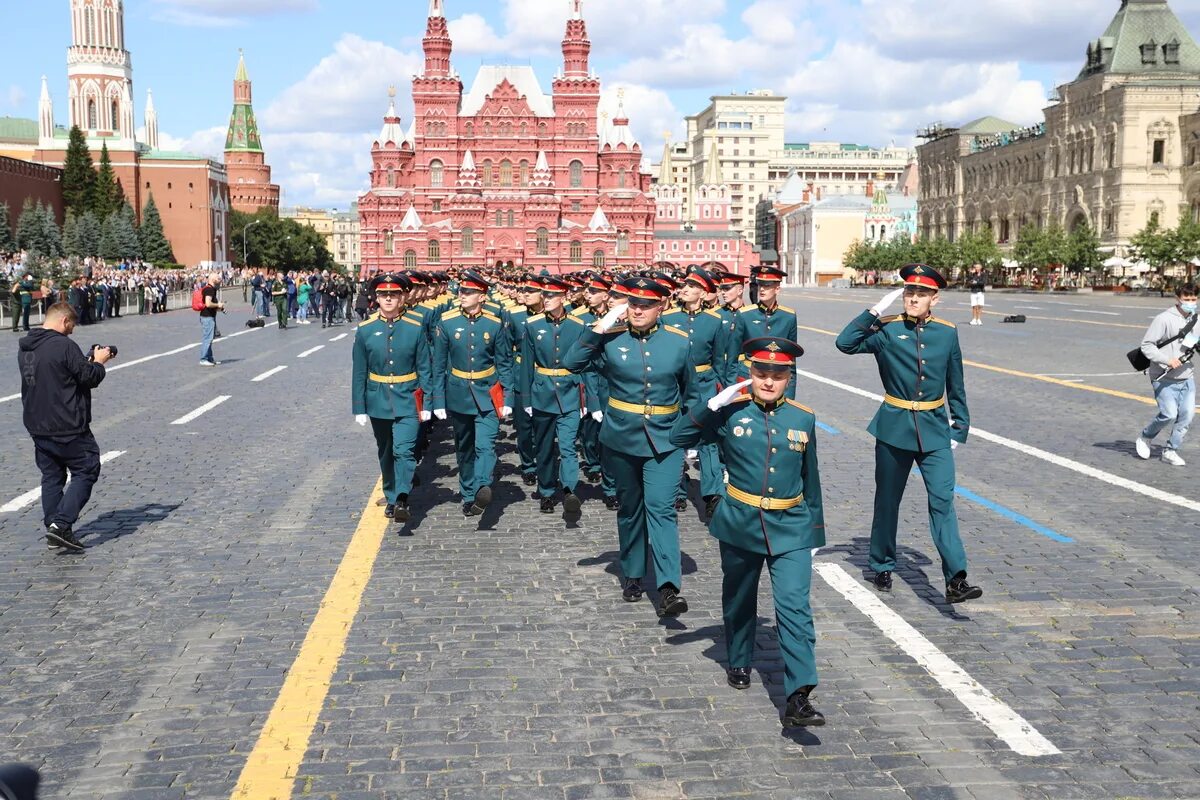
820;536;971;620
79;502;182;547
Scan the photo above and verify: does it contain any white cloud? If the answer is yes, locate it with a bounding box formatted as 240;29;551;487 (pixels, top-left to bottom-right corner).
599;82;684;152
150;0;316;26
155;125;228;158
7;84;25;109
266;131;375;208
446;13;503;56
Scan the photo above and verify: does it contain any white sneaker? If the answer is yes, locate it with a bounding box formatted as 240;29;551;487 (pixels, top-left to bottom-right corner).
199;360;215;367
1135;436;1151;459
1163;449;1186;466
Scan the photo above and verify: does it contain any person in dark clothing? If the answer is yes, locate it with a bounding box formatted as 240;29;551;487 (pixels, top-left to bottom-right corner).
18;302;113;552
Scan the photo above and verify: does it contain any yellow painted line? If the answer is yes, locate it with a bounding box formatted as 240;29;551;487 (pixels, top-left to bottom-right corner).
231;480;388;800
798;324;838;337
790;293;1145;330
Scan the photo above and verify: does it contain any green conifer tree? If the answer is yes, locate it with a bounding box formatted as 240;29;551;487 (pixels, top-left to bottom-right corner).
76;211;102;258
62;209;80;257
98;211;119;260
138;193;175;263
40;203;63;258
116;202;140;260
0;202;14;253
16;198;44;254
92;143;120;220
61;126;96;213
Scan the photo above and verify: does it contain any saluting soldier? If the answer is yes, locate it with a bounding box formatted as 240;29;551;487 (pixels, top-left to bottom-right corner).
671;336;826;727
521;276;588;514
507;276;544;487
270;272;289;329
834;264;982;604
729;266;796;386
431;270;514;517
574;273;619;510
563;277;701;617
352;273;431;523
662;267;731;517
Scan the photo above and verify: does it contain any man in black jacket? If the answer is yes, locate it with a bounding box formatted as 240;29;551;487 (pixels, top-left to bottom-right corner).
18;302;113;551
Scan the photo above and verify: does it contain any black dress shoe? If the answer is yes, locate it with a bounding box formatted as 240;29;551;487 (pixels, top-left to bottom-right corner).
392;502;411;523
704;495;721;518
522;474;537;486
656;586;689;617
945;573;983;604
782;687;825;727
539;497;556;513
563;491;582;514
873;570;893;593
673;497;688;513
726;667;751;690
585;470;601;484
603;496;620;511
469;485;492;515
45;523;85;552
621;578;644;602
383;503;396;519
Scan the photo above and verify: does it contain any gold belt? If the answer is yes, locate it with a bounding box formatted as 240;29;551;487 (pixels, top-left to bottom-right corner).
695;364;713;373
369;372;417;384
535;367;572;377
608;397;680;416
726;484;804;511
452;366;496;380
883;393;945;412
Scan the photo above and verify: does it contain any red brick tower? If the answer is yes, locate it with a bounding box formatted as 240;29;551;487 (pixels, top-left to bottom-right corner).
225;51;279;214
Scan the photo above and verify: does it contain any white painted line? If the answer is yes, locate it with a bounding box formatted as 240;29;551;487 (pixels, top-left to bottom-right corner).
814;563;1060;757
1076;310;1120;316
226;321;278;337
106;343;196;372
329;333;348;342
1;451;126;512
171;395;231;425
297;346;324;358
252;366;288;382
0;392;18;403
796;368;1200;513
1014;306;1044;310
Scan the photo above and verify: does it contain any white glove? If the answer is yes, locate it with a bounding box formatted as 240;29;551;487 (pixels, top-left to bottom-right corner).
596;303;628;333
580;408;588;418
870;287;905;317
500;405;512;419
951;440;959;451
419;410;432;422
591;410;603;422
524;406;533;416
708;379;753;412
433;408;448;420
355;414;368;427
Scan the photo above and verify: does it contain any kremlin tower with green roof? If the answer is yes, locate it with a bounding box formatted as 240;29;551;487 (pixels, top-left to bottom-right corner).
225;51;279;214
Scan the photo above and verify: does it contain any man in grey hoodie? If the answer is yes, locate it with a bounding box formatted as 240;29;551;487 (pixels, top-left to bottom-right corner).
1136;284;1198;466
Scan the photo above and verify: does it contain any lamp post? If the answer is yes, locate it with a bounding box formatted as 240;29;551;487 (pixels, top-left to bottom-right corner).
243;219;263;268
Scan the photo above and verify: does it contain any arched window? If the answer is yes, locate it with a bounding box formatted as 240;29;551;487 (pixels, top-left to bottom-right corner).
616;231;629;256
462;226;474;254
500;160;513;187
481;160;493;187
570;240;582;263
536;227;549;256
429;159;444;187
569;160;583;188
617;167;627;188
519;160;529;187
86;7;95;43
87;99;97;129
464;122;473;138
495;209;503;226
592;250;606;268
428;239;441;263
404;249;417;269
384;231;394;256
507;210;515;227
111;100;119;132
386;167;394;188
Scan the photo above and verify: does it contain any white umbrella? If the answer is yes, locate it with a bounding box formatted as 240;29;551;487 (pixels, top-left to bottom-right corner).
1000;258;1020;269
1103;255;1128;268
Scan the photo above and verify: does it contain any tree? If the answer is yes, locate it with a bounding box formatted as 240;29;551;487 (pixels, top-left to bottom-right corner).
15;198;44;254
913;236;956;271
1170;217;1200;282
62;209;80;257
91;143;123;220
1039;225;1069;272
137;193;175;263
957;228;1002;271
61;126;96;213
1012;224;1043;269
0;202;14;253
39;203;63;259
76;210;102;258
229;208;333;271
1129;218;1176;273
98;205;140;261
1065;222;1103;274
116;202;141;260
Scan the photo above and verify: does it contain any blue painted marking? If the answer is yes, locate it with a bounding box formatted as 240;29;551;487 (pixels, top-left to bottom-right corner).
912;468;1073;543
815;421;841;435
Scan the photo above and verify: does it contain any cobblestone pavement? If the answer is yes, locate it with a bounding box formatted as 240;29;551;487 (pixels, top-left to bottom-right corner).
0;289;1197;800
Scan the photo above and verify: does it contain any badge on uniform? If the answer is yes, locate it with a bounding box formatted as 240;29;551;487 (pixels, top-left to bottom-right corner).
483;332;490;342
618;346;629;361
898;335;909;340
733;426;746;438
788;430;808;451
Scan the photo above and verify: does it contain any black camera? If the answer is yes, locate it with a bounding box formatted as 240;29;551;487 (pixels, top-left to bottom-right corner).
87;344;118;361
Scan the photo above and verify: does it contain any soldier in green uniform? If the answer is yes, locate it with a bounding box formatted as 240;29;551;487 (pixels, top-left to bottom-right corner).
270;271;288;329
728;266;797;386
16;274;36;332
714;271;746;380
352;273;431;523
574;273;619;510
5;273;20;332
431;271;514;517
671;336;826;727
563;277;700;617
663;267;731;517
521;276;588;514
507;276;543;487
834;264;983;604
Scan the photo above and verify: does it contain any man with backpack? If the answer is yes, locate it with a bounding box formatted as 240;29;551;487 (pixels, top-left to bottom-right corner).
196;274;225;366
1135;283;1198;466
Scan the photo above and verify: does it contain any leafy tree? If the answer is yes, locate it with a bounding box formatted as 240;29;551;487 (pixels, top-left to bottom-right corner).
61;126;96;213
0;202;14;253
91;143;123;220
76;210;102;258
1129;218;1176;273
912;236;956;271
1170;217;1200;281
15;198;43;254
230;208;333;271
1039;225;1069;271
957;228;1002;270
1065;222;1103;273
137;193;175;263
39;203;63;259
1012;224;1043;269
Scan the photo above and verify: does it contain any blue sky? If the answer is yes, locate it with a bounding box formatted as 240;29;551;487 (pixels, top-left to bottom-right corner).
6;0;1200;208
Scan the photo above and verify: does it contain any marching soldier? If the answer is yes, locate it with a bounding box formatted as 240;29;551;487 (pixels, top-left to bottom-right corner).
671;336;826;727
521;276;588;514
714;271;746;379
352;273;431;523
729;266;796;386
575;273;619;509
508;276;544;487
663;267;730;517
834;264;982;604
270;271;289;329
563;277;700;617
431;271;514;516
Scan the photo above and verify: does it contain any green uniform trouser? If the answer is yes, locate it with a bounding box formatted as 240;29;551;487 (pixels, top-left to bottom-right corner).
870;440;968;583
274;297;287;327
720;542;817;697
370;416;420;504
606;446;684;590
579;415;617;498
449;409;499;503
512;399;536;479
9;296;19;331
532;409;580;498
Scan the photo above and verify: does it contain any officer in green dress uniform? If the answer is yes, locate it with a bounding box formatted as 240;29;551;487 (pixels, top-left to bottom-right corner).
714;271;747;381
574;273;619;510
520;276;588;514
834;264;983;604
352;273;431;523
729;266;797;386
16;274;36;332
507;276;544;487
662;267;731;517
270;273;288;329
671;336;826;727
563;277;701;617
431;270;514;516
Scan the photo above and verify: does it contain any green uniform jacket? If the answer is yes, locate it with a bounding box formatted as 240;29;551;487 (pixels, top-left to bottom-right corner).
17;279;36;307
520;312;588;414
431;307;513;415
715;305;740;382
351;311;431;419
563;322;701;458
671;395;825;556
270;279;287;300
729;303;799;383
835;309;969;452
662;304;730;393
569;308;607;411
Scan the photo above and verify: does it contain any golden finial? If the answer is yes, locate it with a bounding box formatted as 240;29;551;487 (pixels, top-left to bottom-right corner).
388;85;397;98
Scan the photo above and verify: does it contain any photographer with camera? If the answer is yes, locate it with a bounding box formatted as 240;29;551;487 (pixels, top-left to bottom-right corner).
18;303;113;552
1134;283;1198;466
198;272;225;367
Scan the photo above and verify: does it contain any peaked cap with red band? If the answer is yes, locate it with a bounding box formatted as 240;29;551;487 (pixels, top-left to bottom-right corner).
752;266;786;283
742;336;804;367
684;267;717;293
618;276;671;301
458;270;490;292
900;263;947;290
716;271;747;286
370;272;413;293
540;276;571;295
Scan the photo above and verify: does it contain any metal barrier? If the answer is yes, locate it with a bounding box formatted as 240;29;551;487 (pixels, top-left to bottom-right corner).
0;289;194;328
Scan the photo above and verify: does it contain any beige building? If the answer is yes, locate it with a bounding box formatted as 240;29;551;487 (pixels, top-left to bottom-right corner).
918;0;1200;256
654;91;913;245
281;205;361;274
